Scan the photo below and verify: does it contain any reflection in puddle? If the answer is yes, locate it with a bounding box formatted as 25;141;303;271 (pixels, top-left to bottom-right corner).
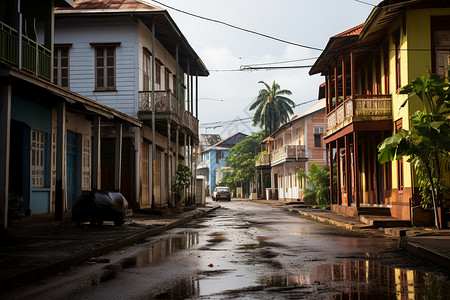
152;259;450;299
135;231;199;267
90;231;199;286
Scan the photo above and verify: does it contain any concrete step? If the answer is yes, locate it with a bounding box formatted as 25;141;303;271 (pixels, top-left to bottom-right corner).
357;207;391;216
359;215;411;228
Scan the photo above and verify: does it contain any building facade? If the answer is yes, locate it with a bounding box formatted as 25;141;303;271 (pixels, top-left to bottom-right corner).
53;0;209;209
0;0;142;231
309;0;450;220
257;100;327;201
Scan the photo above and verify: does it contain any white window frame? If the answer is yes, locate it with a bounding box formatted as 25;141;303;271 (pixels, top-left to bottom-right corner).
31;130;46;188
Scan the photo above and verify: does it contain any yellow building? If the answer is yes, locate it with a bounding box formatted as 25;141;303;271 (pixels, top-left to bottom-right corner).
309;0;450;221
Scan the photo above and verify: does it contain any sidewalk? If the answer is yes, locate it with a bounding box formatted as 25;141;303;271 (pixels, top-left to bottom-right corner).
0;205;220;291
268;201;450;271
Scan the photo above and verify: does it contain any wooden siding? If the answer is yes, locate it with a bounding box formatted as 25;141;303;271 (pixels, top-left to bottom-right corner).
54;16;139;117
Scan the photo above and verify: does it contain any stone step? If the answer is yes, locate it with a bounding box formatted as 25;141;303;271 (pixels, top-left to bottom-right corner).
356;207;391;216
359;215;411;228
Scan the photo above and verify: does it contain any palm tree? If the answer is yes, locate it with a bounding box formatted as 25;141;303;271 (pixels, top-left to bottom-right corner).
249;80;295;135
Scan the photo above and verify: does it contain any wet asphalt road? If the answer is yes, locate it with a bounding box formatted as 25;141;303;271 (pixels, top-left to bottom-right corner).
5;200;450;299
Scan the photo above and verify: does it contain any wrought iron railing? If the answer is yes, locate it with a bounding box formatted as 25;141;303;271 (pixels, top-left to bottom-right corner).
0;21;18;65
326;95;392;135
271;145;306;163
138;90;199;135
0;21;51;80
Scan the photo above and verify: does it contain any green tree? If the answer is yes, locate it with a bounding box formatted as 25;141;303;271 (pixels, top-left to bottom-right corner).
378;73;450;229
297;163;330;206
249;80;295;135
221;131;267;194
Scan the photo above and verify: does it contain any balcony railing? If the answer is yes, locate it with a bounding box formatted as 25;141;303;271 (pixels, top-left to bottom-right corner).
271;145;306;164
138;90;199;135
326;95;392;136
255;151;270;167
0;21;51;81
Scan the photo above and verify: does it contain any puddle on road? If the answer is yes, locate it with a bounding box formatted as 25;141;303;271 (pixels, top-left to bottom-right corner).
150;259;450;299
90;231;199;286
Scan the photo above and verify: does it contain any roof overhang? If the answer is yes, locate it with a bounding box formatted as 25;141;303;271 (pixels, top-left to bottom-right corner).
54;9;209;77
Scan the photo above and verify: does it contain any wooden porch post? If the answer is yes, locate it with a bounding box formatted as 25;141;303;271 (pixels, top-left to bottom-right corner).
167;119;171;207
345;134;352;206
350;51;355;100
334;63;339;108
55;101;66;220
342;54;347;101
336;140;341;205
0;80;11;229
114;122;123;192
353;131;360;207
328;143;334;205
92;116;101;190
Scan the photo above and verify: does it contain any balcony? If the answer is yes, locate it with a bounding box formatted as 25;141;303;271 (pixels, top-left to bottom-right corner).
271;145;306;166
138;91;199;136
0;21;51;81
255;151;270;168
326;95;392;136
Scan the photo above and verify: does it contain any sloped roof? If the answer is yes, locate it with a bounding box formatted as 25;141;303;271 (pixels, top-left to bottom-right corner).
202;132;248;153
55;0;157;10
55;0;209;76
200;134;222;150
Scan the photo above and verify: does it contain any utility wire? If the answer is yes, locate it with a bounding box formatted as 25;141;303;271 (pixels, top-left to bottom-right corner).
148;0;323;51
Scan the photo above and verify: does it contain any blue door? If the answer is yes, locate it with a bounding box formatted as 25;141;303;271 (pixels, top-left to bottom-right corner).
67;131;79;209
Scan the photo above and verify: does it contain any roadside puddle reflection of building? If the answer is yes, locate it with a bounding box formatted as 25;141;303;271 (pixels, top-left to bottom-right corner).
258;259;449;299
135;231;199;267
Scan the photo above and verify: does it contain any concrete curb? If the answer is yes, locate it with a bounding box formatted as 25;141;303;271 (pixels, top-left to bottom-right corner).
0;206;220;291
400;239;450;270
286;208;371;231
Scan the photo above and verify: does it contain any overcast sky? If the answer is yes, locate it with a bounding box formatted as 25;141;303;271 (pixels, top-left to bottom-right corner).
145;0;377;138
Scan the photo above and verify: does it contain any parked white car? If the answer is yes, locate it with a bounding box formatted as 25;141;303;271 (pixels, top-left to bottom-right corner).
213;187;231;201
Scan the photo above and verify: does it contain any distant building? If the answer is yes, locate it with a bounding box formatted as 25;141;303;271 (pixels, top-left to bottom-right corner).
257;101;326;201
198;132;248;194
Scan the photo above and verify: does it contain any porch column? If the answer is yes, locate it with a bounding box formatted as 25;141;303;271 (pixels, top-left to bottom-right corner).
151;17;156;207
176;44;181;107
353;131;360;207
114;122;123;192
191;75;194;113
283;164;286;200
342;54;347;101
175;127;179;169
334;63;339;108
0;80;11;229
350;51;355;100
55;101;66;220
336;140;341;205
325;76;330;113
345;134;352;206
167;120;171;207
328;143;334;205
187;59;190;112
195;71;199;119
260;169;264;199
92;116;101;190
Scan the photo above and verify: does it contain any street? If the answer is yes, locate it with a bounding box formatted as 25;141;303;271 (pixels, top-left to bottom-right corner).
5;200;450;299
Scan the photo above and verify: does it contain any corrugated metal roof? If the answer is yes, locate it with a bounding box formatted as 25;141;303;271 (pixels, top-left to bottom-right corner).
332;23;364;37
55;0;158;11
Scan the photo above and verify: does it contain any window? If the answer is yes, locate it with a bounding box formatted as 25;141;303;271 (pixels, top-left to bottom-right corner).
314;134;322;147
155;59;162;89
431;16;450;77
53;45;70;88
172;75;178;97
216;151;223;163
143;48;151;91
393;30;401;91
91;43;120;91
395;119;404;191
165;68;170;91
31;130;46;188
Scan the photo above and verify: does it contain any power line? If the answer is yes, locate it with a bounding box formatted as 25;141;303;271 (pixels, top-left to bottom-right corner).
148;0;323;51
243;57;319;67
